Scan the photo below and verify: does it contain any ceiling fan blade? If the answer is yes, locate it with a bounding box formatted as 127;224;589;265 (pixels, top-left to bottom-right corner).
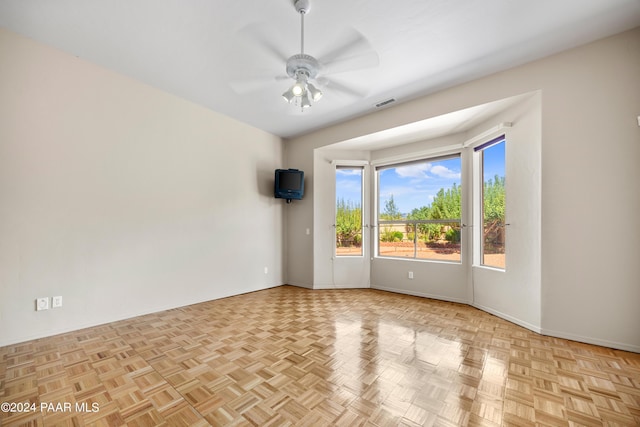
238;23;290;64
229;74;289;95
321;50;379;75
316;28;375;66
317;77;368;98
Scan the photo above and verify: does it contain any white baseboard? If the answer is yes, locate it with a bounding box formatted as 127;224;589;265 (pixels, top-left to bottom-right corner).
313;283;370;289
286;282;314;289
371;288;639;353
539;327;640;354
371;285;469;305
471;302;543;334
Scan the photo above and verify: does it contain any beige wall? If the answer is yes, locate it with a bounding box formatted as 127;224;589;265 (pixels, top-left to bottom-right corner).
0;29;285;346
285;28;640;352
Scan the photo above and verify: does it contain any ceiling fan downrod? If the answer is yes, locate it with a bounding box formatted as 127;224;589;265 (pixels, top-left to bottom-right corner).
294;0;310;55
298;1;305;55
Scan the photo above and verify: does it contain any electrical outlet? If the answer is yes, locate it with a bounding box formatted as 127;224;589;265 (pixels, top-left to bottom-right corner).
408;271;414;279
52;296;63;308
36;297;50;311
264;267;268;275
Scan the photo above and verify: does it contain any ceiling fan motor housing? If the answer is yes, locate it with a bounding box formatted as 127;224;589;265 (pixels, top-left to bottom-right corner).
286;54;320;79
294;0;310;14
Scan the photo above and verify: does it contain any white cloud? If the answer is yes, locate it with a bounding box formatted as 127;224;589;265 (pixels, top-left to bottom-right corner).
379;185;419;199
430;165;460;180
395;163;432;179
336;169;362;177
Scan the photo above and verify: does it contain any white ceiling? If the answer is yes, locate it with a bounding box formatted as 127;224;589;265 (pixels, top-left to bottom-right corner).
1;0;639;139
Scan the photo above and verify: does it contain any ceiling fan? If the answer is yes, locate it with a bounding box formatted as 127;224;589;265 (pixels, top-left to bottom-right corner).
281;0;323;108
231;0;379;111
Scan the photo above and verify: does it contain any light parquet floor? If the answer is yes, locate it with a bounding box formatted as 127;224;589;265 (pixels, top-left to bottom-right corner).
1;286;639;426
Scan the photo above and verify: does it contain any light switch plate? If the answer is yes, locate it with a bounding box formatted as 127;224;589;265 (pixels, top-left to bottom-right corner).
52;296;63;308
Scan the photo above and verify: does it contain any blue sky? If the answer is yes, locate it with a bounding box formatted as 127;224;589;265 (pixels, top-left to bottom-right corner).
482;140;505;184
335;142;505;215
335;168;363;206
378;157;461;214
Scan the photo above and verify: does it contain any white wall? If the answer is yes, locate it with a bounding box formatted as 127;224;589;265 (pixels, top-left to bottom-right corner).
538;28;640;351
283;141;316;288
469;94;541;332
0;29;284;346
285;27;640;352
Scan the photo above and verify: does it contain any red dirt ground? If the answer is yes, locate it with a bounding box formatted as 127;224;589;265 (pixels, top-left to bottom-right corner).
337;242;505;268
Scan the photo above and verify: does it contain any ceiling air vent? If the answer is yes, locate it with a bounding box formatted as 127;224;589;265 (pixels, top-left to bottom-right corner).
374;98;396;109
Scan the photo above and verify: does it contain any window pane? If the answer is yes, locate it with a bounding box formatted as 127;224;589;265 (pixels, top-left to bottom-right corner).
378;222;413;258
481;141;506;268
336;167;363;256
377;156;461;261
416;222;461;262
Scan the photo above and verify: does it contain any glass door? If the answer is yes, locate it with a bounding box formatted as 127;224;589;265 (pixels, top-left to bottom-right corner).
333;163;370;288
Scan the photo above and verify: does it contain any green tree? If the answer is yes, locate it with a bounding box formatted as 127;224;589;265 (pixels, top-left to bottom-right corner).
483;175;505;249
407;183;462;241
429;183;461;219
335;198;362;247
483;175;505;223
407;205;437;240
381;195;402;220
379;194;404;241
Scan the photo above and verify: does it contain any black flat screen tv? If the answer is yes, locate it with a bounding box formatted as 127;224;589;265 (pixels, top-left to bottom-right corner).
274;169;304;201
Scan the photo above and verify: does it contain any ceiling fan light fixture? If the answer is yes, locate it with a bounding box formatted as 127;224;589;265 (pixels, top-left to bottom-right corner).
292;82;305;97
292;70;308;96
301;92;312;108
282;77;308;104
282;68;321;108
282;88;296;103
306;82;322;101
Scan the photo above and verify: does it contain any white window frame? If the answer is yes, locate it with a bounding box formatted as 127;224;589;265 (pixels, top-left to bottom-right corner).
333;161;368;258
471;135;507;271
373;151;463;263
